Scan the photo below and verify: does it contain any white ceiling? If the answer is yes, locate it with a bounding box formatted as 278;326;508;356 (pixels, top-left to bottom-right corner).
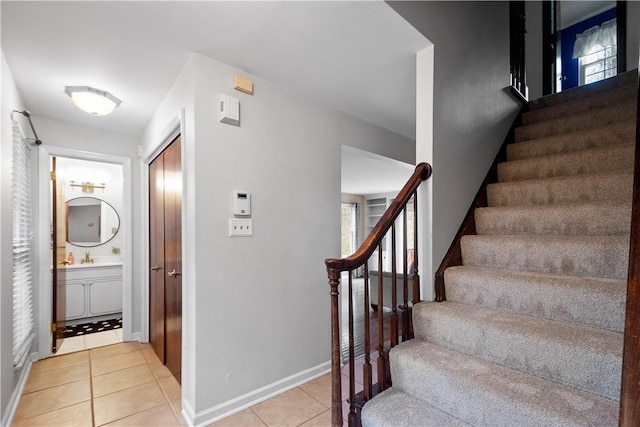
559;1;616;30
341;146;413;196
1;1;430;140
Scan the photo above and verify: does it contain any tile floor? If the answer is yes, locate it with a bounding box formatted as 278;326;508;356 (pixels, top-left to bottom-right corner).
15;339;364;426
57;330;123;356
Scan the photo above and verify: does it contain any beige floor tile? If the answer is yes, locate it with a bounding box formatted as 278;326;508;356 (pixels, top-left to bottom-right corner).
207;408;267;426
299;408;332;427
158;375;181;401
146;354;174;379
90;341;140;360
23;362;90;394
169;398;188;427
56;336;86;355
91;350;146;376
31;351;89;373
12;401;93;427
93;381;167;426
250;388;327;427
92;363;156;397
102;402;180;426
14;379;91;422
85;330;121;349
299;373;331;408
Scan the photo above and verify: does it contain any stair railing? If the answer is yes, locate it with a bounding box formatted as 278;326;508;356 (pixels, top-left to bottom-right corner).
619;69;640;426
325;162;432;427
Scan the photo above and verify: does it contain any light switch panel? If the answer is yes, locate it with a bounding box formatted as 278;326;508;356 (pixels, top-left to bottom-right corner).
229;218;252;237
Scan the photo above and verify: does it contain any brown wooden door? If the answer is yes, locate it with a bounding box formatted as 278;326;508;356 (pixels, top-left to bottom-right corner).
52;157;66;353
149;136;182;382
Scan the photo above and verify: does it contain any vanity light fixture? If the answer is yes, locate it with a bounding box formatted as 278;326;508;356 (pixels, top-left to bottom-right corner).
64;86;121;116
69;181;106;193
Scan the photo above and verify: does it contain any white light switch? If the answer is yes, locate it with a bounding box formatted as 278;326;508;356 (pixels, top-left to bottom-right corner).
229;218;252;237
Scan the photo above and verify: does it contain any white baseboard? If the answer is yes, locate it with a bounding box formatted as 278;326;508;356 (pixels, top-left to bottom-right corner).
190;360;331;427
1;354;34;426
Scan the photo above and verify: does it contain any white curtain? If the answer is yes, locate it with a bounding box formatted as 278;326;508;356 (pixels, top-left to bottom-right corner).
573;18;617;59
12;118;35;368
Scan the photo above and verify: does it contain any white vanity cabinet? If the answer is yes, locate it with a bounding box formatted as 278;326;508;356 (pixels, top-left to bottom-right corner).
57;264;122;322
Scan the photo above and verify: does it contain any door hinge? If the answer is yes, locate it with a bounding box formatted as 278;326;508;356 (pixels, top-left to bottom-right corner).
50;322;57;333
50;172;56;181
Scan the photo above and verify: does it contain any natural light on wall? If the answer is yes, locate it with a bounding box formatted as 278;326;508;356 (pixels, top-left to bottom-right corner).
573;18;617;86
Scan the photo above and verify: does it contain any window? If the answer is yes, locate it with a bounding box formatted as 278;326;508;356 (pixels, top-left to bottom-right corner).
579;44;617;85
12;120;35;368
573;18;617;86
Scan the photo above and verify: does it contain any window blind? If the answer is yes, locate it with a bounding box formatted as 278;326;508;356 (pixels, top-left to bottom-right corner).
12;120;34;368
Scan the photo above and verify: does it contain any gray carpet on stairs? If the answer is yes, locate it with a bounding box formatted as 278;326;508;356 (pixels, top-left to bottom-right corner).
361;71;637;426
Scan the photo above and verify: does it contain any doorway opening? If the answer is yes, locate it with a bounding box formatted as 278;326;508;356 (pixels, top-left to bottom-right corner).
544;1;625;95
339;145;414;360
38;146;132;359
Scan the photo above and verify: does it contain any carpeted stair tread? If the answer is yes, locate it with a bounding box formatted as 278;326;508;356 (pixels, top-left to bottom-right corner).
361;388;470;427
507;120;635;161
386;340;619;426
523;84;637;125
444;266;626;332
362;71;635;426
460;234;629;279
475;202;631;236
412;301;622;400
528;69;637;111
487;171;633;207
515;100;636;142
497;143;634;182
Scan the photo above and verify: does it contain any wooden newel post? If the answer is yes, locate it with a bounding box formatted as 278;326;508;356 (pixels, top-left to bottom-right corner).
328;269;343;427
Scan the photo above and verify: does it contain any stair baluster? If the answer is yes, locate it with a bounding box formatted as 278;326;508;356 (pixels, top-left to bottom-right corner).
325;163;432;426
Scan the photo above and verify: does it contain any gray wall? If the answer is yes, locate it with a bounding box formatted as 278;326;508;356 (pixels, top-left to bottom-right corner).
628;1;640;70
389;1;521;288
526;1;544;100
142;53;414;424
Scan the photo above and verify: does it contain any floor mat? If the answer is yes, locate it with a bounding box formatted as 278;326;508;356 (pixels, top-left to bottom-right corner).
63;317;122;338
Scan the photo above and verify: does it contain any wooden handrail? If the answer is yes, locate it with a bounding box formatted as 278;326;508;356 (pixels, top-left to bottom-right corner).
325;161;432;427
326;162;432;274
619;69;640;426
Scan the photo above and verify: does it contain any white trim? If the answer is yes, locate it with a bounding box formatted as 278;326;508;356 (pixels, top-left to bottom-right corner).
36;146;132;359
1;356;33;426
416;46;435;301
190;361;331;427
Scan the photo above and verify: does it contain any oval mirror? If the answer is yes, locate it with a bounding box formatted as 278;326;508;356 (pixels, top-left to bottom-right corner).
66;197;120;247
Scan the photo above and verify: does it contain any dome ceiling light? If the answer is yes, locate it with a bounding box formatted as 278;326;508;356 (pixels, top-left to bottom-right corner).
64;86;121;116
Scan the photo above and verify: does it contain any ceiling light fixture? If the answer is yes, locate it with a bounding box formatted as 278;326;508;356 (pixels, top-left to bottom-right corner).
64;86;121;116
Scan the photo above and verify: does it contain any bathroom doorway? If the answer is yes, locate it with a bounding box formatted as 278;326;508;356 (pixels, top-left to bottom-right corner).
38;146;132;357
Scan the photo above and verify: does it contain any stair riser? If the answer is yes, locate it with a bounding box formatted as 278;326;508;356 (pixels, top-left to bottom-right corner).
445;266;626;333
523;86;637;125
529;71;637;111
487;173;633;207
412;302;622;400
498;145;634;182
515;101;636;142
389;341;619;426
507;121;635;161
460;235;629;279
475;203;632;236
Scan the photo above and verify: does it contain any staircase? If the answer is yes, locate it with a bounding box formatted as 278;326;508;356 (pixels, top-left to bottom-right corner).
361;71;638;426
